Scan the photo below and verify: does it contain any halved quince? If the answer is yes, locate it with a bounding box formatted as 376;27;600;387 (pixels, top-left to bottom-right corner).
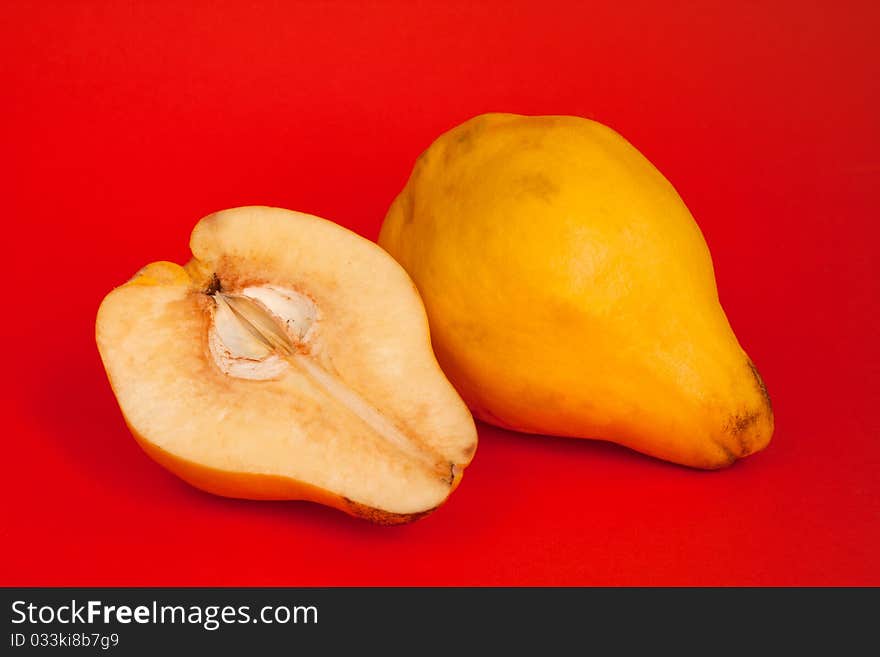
96;206;477;523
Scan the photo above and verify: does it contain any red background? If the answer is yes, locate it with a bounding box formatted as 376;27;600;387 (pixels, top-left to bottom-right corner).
2;1;878;586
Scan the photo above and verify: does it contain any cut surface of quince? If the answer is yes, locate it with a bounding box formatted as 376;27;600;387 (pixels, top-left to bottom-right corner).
96;206;477;523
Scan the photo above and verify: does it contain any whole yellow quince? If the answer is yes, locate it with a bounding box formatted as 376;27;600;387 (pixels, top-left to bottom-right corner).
379;113;773;468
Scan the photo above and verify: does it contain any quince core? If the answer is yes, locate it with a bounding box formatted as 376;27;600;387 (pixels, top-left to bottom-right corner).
96;206;477;523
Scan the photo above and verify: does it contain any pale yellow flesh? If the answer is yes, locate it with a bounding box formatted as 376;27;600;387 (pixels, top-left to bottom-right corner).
96;206;477;516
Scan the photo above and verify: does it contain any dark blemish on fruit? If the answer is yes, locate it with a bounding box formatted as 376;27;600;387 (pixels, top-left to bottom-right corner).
748;360;772;412
444;128;476;165
722;410;760;457
517;173;559;201
712;438;738;467
343;497;435;525
454;129;474;148
727;410;759;436
205;273;222;295
400;190;415;225
414;149;433;174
